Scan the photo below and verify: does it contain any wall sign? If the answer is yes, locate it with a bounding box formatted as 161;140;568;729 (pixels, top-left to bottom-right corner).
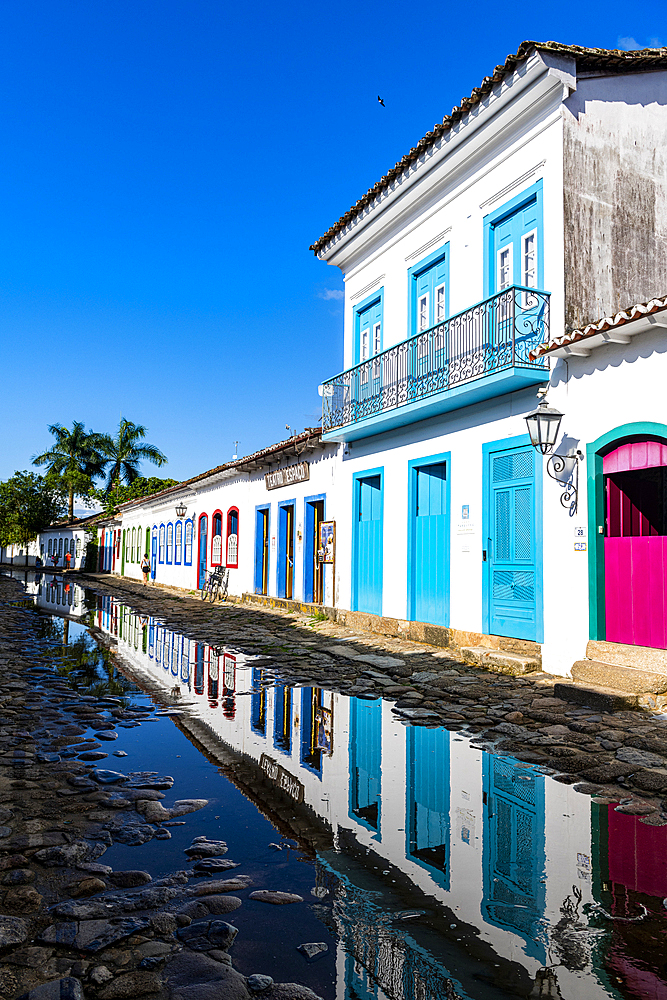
259;754;305;803
318;521;335;564
265;461;310;490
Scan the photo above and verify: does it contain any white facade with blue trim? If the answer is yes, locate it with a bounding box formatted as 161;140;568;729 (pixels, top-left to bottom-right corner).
84;42;667;686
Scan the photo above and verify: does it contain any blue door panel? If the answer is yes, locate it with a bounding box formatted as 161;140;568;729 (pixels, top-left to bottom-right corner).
354;473;383;615
198;516;208;590
412;462;449;626
406;726;450;889
485;444;541;641
349;698;382;833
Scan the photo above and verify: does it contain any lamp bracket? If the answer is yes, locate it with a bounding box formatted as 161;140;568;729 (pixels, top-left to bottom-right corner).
546;451;581;516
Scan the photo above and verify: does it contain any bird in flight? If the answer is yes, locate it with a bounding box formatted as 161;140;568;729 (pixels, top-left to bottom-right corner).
378;95;385;107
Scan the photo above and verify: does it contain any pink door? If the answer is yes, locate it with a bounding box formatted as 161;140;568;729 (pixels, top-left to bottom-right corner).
604;440;667;648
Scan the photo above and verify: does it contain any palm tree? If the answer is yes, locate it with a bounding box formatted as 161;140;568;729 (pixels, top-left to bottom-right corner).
33;422;107;522
100;419;167;491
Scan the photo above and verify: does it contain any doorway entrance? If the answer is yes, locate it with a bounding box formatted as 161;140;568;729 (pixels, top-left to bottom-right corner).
305;496;325;604
604;440;667;647
408;454;450;625
151;528;157;581
278;501;295;599
352;469;383;615
197;515;208;590
483;436;542;642
254;506;270;595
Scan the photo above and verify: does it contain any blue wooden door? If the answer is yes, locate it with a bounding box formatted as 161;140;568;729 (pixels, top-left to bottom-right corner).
356;297;382;363
198;515;208;590
411;462;449;625
354;474;383;615
406;726;450;887
486;444;540;641
150;529;157;580
349;698;382;833
412;255;448;334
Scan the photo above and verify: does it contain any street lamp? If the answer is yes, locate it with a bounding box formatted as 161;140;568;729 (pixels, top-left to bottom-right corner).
175;502;187;519
524;398;564;456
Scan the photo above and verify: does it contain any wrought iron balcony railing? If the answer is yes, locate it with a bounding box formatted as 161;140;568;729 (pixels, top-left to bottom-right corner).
322;286;550;434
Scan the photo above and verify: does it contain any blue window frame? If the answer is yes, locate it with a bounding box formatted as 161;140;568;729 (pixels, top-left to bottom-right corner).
184;519;193;565
408;243;450;336
483;179;543;298
174;521;182;564
353;288;384;365
273;685;292;754
158;524;165;563
166;522;173;564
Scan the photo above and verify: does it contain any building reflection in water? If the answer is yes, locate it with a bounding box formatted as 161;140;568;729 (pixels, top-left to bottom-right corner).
58;592;667;1000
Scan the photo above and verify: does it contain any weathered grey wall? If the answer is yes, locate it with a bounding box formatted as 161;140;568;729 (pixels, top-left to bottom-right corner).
563;70;667;331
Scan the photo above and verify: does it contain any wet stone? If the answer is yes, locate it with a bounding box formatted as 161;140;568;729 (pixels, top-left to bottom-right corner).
16;978;84;1000
78;752;108;762
176;919;238;952
247;974;274;992
97;970;162;998
4;886;43;913
67;877;107;898
617;747;667;768
185;837;228;859
95;732;119;741
92;769;128;785
1;869;34;886
0;916;30;947
192;877;253;895
297;942;328;960
108;871;152;888
249;891;303;905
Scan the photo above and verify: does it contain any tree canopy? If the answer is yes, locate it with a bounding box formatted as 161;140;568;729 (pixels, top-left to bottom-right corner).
33;421;107;520
93;476;180;514
100;420;167;491
0;472;66;558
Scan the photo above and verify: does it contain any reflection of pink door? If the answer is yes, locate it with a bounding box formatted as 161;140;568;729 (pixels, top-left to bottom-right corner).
605;440;667;648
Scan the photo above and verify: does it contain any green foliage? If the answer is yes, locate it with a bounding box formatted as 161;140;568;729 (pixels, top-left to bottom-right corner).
307;609;329;627
0;472;66;550
98;420;168;491
92;477;180;514
33;421;108;520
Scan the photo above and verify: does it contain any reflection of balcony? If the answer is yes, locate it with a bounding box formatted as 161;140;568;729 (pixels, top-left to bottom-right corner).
322;287;550;441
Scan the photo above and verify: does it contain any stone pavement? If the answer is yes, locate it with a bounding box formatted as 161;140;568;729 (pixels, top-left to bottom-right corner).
81;573;667;824
0;575;323;1000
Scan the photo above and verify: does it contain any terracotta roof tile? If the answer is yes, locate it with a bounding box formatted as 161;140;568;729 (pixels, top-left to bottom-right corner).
310;41;667;257
530;295;667;359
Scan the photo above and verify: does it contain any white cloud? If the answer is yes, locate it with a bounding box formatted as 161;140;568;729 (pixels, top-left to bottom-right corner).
317;289;344;301
617;35;661;50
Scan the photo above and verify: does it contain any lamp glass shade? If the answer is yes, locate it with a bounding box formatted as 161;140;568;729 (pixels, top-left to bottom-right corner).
525;400;563;455
175;504;187;518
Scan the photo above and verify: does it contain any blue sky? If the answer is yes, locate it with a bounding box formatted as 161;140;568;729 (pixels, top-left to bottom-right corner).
0;1;661;484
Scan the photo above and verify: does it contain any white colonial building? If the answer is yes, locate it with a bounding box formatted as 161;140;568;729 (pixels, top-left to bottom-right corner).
55;42;667;690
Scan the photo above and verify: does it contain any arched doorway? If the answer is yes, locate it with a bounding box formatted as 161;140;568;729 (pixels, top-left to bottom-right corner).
588;425;667;649
197;514;208;590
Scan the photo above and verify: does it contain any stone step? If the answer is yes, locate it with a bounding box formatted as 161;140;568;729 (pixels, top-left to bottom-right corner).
586;639;667;673
572;658;667;695
554;682;638;712
460;646;541;676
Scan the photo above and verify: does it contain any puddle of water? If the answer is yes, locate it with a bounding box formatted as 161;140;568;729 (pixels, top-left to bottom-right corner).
8;571;667;999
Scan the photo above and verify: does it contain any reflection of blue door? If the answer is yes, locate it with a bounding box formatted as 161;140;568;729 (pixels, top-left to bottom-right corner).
409;458;449;625
406;726;450;888
198;515;208;590
151;529;157;580
482;755;546;961
349;698;382;834
353;471;383;615
484;438;542;642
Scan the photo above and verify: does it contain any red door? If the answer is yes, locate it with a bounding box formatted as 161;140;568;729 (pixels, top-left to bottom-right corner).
604;440;667;647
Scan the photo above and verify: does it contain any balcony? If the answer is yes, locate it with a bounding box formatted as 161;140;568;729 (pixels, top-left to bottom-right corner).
321;286;550;442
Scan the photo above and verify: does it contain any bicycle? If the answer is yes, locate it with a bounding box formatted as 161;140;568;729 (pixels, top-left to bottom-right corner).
201;566;229;603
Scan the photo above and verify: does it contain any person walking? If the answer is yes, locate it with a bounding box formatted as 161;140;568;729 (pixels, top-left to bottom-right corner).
140;553;150;585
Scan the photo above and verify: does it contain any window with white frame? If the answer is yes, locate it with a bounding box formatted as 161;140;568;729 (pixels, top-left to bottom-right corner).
435;284;446;323
418;292;429;332
159;525;165;563
175;521;182;564
226;508;238;567
184;520;193;565
48;539;52;556
125;532;130;562
137;527;143;560
497;244;513;290
76;537;81;558
373;322;381;356
58;538;63;557
166;523;173;563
